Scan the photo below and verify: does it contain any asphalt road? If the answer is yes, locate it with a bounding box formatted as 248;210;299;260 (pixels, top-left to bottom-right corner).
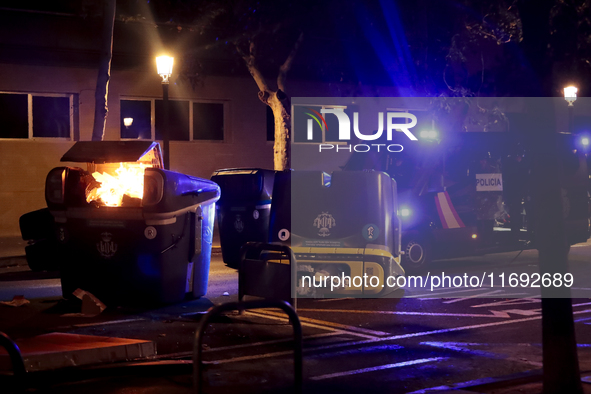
2;243;591;393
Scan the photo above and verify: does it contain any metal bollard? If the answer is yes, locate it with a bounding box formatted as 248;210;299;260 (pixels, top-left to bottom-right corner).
193;299;302;393
0;331;26;391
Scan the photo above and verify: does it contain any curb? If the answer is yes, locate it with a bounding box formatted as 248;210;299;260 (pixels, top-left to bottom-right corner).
0;255;28;268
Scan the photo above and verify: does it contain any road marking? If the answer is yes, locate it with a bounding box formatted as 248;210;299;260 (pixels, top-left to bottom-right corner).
407;287;490;299
421;341;543;367
206;343;404;366
419;341;534;347
443;290;504;303
204;309;591;365
252;309;391;337
244;310;377;339
204;350;294;364
314;297;354;302
310;357;447;380
311;344;403;359
471;298;540;308
296;308;537;319
205;331;343;353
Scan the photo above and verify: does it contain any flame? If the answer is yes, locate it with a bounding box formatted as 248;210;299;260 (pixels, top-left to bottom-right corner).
86;163;148;207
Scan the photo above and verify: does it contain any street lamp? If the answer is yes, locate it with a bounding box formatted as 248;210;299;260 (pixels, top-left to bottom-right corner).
123;117;133;128
564;86;577;106
156;55;174;170
564;85;577;134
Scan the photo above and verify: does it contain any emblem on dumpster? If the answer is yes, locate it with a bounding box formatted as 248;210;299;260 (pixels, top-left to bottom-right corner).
234;215;244;233
278;228;290;241
144;226;157;240
314;212;336;237
97;232;118;258
362;223;380;241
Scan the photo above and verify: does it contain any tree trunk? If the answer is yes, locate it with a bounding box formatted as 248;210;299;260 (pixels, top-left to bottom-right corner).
91;0;116;141
241;33;302;171
267;92;291;171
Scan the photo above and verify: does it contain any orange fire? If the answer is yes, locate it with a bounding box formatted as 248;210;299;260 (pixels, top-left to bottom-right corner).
86;163;148;207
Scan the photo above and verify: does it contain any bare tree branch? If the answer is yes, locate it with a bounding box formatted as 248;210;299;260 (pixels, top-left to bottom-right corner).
277;31;304;92
91;0;116;141
241;40;270;94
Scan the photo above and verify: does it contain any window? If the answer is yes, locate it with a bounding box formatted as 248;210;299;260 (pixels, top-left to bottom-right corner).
193;102;224;140
155;100;190;141
0;92;74;139
120;98;225;141
120;100;151;139
292;104;348;143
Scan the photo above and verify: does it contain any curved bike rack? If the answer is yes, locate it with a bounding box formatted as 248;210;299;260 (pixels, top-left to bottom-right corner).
193;300;302;393
0;331;26;390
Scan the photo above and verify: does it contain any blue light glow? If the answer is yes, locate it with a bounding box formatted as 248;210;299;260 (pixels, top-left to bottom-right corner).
400;207;411;217
419;130;438;140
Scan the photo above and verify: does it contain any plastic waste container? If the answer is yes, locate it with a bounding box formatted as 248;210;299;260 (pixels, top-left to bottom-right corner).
211;168;275;268
19;208;60;272
45;141;220;305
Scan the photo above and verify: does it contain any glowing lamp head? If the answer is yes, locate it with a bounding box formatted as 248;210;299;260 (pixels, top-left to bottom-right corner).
471;234;478;239
156;56;174;83
399;207;411;217
582;137;590;147
123;117;133;127
564;86;578;106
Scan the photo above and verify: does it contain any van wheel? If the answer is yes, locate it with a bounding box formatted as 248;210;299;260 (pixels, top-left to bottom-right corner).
401;232;431;273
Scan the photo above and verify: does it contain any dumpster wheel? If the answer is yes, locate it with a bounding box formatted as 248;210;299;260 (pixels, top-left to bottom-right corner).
401;232;431;274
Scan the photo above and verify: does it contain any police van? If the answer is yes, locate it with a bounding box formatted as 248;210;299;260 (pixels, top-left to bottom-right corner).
343;131;591;272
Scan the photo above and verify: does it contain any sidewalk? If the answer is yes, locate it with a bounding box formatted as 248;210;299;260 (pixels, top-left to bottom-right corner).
0;236;27;259
0;236;28;268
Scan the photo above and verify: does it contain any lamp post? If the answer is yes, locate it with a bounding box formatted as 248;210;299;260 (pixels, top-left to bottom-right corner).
564;85;577;134
156;55;174;170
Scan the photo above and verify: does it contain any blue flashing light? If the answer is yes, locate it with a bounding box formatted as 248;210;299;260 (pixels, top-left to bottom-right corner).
582;137;589;147
399;207;411;217
419;130;438;140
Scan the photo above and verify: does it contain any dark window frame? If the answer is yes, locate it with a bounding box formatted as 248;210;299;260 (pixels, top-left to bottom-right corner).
120;97;227;142
0;92;74;140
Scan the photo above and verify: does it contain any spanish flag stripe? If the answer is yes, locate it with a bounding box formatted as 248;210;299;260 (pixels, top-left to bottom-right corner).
435;191;464;229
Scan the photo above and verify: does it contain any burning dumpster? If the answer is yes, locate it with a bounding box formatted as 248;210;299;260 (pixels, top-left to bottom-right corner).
45;141;220;305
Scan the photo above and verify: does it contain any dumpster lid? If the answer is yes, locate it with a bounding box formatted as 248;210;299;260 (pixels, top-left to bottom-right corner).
61;141;163;167
211;168;272;176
